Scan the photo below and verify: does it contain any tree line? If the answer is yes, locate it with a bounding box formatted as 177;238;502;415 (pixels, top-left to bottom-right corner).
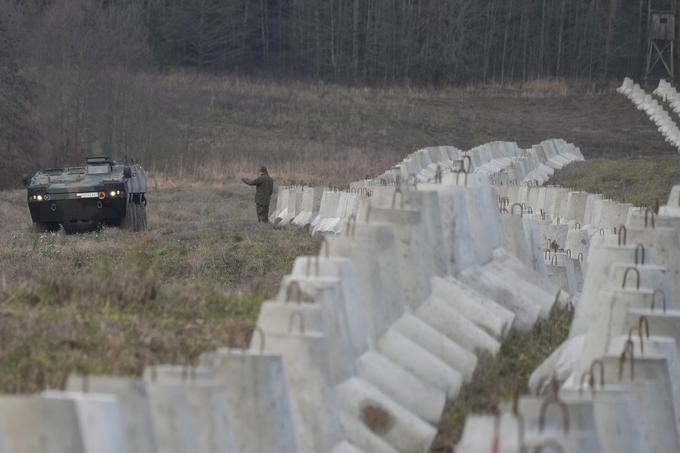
144;0;650;85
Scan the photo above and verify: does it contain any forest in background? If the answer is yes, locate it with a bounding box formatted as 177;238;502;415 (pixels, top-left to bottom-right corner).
0;0;672;187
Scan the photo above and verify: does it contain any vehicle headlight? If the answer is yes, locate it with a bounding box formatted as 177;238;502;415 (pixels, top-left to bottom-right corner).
110;190;117;197
32;194;44;201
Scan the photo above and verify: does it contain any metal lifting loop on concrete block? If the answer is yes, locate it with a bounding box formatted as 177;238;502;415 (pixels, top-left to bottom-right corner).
639;316;650;341
435;165;443;184
579;370;595;396
548;376;560;402
345;214;357;237
545;249;552;260
251;326;266;353
463;155;472;173
511;203;524;216
538;399;570;434
645;208;656;229
617;225;627;246
591;359;605;389
619;339;635;381
285;281;303;304
651;289;667;312
527;207;534;214
628;326;647;355
392;187;405;209
456;171;468;187
550;255;558;266
634;244;646;266
287;310;306;334
408;174;418;190
565;249;572;259
540;209;546;220
622;267;641;290
578;252;584;263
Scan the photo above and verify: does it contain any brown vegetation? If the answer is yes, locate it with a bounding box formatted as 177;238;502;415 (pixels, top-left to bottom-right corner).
0;184;316;393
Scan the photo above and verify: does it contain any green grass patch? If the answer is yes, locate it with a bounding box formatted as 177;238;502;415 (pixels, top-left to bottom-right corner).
549;156;680;208
430;306;572;452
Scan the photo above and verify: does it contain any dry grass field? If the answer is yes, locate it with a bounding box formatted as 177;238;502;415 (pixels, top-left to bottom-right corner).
0;185;316;392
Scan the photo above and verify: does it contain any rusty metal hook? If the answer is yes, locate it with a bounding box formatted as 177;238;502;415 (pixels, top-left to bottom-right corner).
618;339;635;381
591;359;605;388
622;267;641;290
408;174;418;190
285;281;303;304
463;155;472;173
435;165;443;184
538;399;570;434
651;289;667;312
634;244;645;266
617;225;627;246
645;208;656;229
511;203;524;216
578;252;584;263
288;310;306;334
550;254;558;266
579;370;595;396
456;170;468;187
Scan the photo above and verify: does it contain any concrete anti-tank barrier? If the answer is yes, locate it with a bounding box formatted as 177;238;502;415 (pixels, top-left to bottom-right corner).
66;375;157;453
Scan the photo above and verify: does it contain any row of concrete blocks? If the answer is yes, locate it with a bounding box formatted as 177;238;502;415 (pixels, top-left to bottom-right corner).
618;77;680;149
240;145;589;452
653;79;680;116
360;138;584;189
494;185;647;299
0;141;580;453
268;186;368;235
456;183;680;452
269;139;582;237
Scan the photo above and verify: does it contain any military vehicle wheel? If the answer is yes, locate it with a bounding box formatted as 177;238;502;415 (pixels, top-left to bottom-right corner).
32;222;60;233
122;198;147;232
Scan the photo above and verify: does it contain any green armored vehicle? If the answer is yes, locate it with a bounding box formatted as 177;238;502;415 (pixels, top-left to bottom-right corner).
25;156;148;233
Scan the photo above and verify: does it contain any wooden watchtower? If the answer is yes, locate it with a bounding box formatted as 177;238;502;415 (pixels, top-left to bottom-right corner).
645;0;677;82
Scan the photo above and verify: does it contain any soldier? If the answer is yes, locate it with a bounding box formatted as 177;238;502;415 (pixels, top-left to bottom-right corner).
242;166;274;223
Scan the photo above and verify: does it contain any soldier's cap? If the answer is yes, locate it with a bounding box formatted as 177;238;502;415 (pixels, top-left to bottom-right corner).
260;166;268;173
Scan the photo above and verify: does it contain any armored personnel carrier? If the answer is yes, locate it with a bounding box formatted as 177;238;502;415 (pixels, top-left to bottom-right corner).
25;156;148;233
